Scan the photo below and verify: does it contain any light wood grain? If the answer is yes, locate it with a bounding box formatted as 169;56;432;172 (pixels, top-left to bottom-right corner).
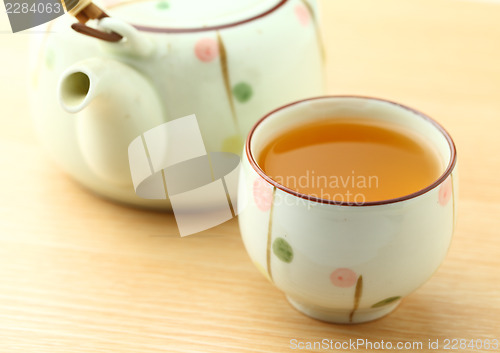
1;0;499;352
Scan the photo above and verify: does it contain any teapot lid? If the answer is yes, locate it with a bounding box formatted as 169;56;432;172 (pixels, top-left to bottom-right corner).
103;0;286;31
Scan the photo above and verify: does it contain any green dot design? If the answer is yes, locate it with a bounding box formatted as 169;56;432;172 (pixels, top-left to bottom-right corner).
221;134;244;155
371;296;401;308
45;48;54;70
272;237;293;263
232;82;253;103
156;1;169;10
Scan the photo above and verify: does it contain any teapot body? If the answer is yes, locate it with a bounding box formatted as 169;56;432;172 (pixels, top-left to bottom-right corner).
29;0;325;209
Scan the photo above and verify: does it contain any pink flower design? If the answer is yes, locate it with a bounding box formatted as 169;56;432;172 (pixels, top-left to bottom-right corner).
253;178;274;211
194;38;219;62
330;268;358;288
294;4;311;27
439;176;453;206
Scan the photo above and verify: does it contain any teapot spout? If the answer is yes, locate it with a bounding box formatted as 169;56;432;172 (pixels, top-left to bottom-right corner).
58;58;164;186
58;69;92;114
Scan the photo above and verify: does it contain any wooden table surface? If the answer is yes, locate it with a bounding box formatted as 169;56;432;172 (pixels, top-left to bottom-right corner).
1;0;499;351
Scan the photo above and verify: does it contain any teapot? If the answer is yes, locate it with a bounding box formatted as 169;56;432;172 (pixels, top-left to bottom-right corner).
29;0;325;209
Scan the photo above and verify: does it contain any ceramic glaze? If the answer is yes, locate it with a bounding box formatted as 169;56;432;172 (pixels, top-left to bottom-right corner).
238;96;458;324
29;0;324;208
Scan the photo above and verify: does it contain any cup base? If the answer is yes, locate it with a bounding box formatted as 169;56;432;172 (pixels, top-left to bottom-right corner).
286;296;401;324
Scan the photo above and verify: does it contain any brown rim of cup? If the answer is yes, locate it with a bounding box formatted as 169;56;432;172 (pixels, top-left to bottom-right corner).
245;95;457;207
128;0;288;33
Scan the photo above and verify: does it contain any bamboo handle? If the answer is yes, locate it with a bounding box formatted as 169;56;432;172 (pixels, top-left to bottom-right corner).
62;0;109;23
63;0;124;42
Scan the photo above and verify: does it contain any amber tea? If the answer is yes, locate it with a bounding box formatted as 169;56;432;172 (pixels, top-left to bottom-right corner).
258;118;442;203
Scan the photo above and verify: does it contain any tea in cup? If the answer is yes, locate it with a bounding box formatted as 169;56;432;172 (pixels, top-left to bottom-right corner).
238;96;457;323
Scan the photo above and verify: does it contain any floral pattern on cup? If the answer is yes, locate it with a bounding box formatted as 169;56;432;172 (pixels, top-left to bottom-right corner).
232;82;253;103
294;4;311;27
330;268;358;288
253;178;274;211
194;38;219;62
371;296;401;308
156;0;169;10
439;176;453;206
273;237;294;263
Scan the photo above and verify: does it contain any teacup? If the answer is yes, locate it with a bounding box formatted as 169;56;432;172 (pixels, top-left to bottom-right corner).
238;96;457;323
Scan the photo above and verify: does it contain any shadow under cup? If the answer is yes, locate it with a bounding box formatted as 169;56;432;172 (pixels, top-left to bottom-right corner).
238;96;457;324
